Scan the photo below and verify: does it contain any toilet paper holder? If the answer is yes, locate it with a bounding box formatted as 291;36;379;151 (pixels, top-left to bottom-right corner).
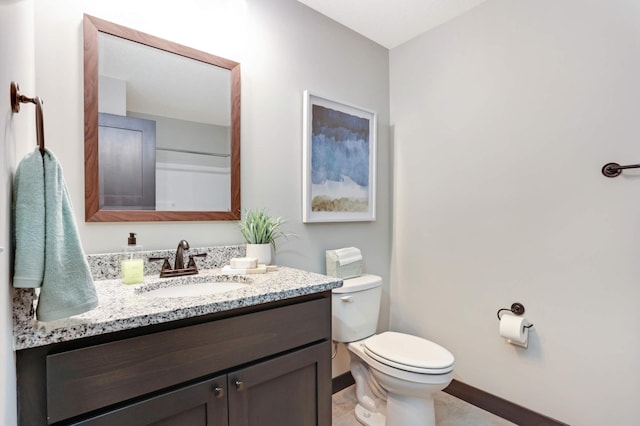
496;302;534;328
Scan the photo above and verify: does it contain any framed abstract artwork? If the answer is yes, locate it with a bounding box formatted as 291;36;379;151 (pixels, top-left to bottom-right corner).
302;91;377;222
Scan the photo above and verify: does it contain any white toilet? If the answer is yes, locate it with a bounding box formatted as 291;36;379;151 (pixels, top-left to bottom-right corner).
332;274;454;426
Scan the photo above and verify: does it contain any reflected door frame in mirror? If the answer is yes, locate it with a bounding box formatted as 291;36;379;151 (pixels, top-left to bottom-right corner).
83;14;240;222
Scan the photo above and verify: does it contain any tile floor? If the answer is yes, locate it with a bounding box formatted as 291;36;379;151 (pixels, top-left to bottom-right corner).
332;385;516;426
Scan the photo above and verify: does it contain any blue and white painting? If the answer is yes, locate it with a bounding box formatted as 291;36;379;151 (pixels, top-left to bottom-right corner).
310;104;371;213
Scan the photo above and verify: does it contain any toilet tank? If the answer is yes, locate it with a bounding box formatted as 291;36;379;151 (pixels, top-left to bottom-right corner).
331;274;382;343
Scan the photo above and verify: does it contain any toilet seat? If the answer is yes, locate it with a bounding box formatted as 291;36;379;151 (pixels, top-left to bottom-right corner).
363;332;454;374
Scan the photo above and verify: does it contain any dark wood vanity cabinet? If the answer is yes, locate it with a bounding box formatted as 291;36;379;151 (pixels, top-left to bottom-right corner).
227;343;328;426
16;293;332;425
73;375;229;425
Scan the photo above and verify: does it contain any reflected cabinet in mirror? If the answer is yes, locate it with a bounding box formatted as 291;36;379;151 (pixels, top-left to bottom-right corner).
83;14;240;221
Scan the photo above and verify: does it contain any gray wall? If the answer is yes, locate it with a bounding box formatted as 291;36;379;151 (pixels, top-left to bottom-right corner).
390;0;640;424
1;1;35;424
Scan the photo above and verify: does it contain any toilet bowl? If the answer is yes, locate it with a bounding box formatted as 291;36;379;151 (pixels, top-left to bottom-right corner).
349;332;454;425
332;274;454;426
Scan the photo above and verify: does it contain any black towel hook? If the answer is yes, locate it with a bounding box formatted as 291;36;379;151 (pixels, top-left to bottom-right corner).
10;81;45;155
602;162;640;178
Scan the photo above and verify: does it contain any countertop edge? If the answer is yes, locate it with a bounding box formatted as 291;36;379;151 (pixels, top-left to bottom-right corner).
14;267;342;350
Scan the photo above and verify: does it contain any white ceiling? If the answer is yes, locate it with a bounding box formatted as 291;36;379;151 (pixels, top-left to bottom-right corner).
297;0;489;49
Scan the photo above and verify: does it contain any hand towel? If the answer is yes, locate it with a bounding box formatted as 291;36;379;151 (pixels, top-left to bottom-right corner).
13;148;98;321
12;150;45;288
334;247;362;265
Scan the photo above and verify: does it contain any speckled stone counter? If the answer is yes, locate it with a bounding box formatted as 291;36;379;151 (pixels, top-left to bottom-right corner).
13;245;342;350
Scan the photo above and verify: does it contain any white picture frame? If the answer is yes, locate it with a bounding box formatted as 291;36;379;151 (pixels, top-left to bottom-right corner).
302;91;377;223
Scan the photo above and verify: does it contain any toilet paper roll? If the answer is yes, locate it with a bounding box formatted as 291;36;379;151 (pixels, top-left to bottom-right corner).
499;314;529;348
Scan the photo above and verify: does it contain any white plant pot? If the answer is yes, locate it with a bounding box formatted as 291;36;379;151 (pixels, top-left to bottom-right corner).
246;243;272;265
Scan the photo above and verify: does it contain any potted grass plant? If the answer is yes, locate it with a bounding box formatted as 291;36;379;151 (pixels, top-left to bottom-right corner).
238;208;291;265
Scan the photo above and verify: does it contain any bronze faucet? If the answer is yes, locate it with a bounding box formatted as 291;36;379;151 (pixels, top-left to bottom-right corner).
174;240;189;270
149;240;207;278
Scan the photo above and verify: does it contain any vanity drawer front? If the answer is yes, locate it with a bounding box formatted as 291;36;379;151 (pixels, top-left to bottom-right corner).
46;296;330;424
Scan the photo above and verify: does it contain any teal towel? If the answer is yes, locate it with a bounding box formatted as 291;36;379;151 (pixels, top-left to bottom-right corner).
13;148;98;321
12;150;45;288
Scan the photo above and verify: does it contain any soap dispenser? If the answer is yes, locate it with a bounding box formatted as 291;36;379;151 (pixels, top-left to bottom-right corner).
121;232;144;284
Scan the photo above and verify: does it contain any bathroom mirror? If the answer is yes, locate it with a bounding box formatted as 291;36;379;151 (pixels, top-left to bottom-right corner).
83;14;240;222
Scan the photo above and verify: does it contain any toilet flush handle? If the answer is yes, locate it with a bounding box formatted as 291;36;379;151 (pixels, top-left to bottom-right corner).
340;296;354;303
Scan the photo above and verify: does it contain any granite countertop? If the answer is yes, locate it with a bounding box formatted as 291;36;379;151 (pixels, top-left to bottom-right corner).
13;266;342;350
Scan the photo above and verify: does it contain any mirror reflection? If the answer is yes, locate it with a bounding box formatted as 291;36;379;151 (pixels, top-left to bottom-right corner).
84;14;241;222
99;33;232;211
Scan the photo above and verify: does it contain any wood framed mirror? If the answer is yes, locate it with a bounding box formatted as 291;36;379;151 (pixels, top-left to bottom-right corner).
83;14;240;222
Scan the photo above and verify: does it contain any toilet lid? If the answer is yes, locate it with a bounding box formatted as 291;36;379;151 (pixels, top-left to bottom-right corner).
363;331;454;374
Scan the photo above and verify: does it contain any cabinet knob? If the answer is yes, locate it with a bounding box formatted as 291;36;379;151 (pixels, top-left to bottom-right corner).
234;379;245;391
213;386;225;399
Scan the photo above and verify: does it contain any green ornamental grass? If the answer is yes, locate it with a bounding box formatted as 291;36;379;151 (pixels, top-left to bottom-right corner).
239;208;291;248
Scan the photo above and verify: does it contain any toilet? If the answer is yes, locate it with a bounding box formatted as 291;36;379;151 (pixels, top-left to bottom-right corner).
332;274;454;426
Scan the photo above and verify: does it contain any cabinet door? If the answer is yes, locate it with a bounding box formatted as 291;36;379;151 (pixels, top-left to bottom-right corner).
227;341;331;426
98;112;156;210
73;375;228;426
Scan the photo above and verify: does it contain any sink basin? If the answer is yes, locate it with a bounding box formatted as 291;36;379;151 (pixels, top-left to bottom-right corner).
141;281;249;298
